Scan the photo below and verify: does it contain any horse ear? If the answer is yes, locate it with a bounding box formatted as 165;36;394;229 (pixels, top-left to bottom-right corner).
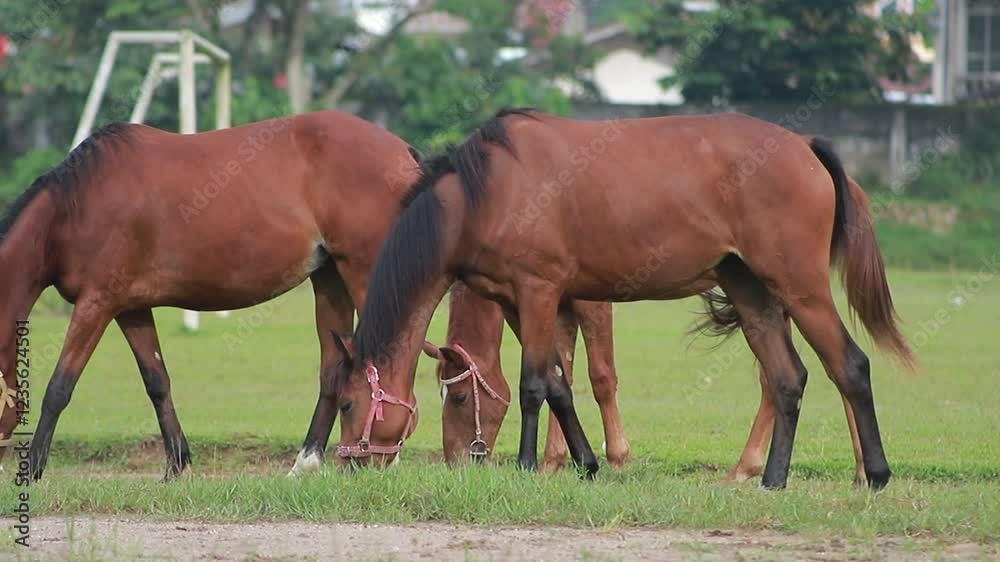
422;341;441;360
437;346;468;368
330;331;354;362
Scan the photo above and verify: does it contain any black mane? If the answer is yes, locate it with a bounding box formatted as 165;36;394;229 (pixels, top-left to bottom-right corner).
0;122;132;244
351;108;537;365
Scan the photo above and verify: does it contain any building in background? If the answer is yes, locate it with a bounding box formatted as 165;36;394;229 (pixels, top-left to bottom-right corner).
583;23;682;105
935;0;1000;102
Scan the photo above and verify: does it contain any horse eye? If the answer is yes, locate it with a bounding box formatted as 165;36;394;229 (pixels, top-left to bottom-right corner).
339;401;353;414
451;393;469;406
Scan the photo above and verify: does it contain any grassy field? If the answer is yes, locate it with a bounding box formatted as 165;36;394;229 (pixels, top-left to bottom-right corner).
2;268;999;543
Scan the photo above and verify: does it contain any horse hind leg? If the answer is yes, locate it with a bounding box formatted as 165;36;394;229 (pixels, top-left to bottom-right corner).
715;255;808;490
724;364;775;483
740;242;888;489
724;318;867;487
784;289;889;489
725;361;867;486
117;309;191;479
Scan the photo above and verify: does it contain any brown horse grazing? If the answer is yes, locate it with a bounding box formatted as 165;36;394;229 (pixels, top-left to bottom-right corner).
0;110;431;480
433;277;868;483
422;282;630;469
437;183;873;482
333;109;915;489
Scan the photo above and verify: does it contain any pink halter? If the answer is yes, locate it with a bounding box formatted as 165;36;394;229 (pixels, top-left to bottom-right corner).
335;363;417;459
439;344;510;458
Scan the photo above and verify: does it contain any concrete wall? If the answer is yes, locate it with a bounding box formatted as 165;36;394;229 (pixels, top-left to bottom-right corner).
571;101;974;185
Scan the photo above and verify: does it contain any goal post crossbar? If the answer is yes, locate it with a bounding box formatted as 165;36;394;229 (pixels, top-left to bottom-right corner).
72;30;231;148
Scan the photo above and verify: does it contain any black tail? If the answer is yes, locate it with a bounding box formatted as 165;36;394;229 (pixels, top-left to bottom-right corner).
808;137;850;263
695;138;916;371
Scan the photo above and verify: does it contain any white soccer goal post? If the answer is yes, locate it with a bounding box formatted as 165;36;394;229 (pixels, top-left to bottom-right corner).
72;30;232;331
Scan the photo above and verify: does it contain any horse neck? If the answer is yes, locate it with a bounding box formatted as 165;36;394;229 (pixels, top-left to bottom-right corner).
446;284;504;370
0;189;57;371
376;277;454;399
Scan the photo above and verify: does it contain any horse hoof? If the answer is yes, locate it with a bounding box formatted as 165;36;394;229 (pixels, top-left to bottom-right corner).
577;456;599;480
540;455;568;474
606;449;630;469
722;471;752;485
723;463;762;484
866;467;890;491
760;476;787;490
288;449;323;477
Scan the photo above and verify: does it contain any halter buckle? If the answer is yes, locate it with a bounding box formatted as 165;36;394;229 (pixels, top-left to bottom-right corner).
469;439;488;458
357;439;370;453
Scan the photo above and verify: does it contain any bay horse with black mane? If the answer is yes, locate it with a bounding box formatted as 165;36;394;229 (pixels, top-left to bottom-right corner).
0;111;429;480
333;108;915;489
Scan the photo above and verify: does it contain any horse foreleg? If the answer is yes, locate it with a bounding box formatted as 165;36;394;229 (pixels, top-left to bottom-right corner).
541;307;578;473
842;395;867;487
29;297;114;481
117;309;191;479
724;365;774;483
291;265;355;476
725;314;791;483
576;301;630;468
515;283;597;478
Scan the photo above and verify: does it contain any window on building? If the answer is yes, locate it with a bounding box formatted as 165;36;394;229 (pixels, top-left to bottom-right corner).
968;1;1000;74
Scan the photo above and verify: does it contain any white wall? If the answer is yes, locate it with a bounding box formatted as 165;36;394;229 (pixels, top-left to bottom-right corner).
592;48;682;105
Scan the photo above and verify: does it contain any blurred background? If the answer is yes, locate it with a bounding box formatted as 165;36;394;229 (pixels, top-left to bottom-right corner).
0;0;996;269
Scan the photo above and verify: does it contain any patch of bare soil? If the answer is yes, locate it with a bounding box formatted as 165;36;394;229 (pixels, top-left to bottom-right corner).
19;517;998;562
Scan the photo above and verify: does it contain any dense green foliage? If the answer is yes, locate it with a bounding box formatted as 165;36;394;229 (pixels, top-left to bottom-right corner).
0;0;593;175
625;0;922;103
358;2;592;150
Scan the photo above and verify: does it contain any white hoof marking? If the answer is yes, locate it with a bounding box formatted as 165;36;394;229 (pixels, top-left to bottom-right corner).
287;450;322;477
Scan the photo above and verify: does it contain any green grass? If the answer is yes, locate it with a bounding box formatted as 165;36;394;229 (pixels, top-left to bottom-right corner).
3;268;1000;540
11;465;1000;540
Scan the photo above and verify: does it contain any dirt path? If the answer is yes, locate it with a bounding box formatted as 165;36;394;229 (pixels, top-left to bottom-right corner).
13;517;995;561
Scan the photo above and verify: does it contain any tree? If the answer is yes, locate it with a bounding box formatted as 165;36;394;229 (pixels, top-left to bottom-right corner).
625;0;921;104
352;0;595;150
0;0;596;199
0;0;189;151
